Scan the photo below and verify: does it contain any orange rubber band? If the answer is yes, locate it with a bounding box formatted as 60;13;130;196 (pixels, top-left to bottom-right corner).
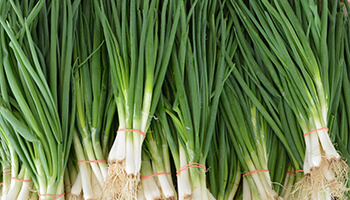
77;160;107;165
287;171;296;176
37;192;65;200
11;177;33;183
117;129;146;138
0;183;2;185
242;170;269;177
2;172;11;175
176;163;206;176
141;172;171;180
303;127;328;137
65;184;73;187
2;169;11;171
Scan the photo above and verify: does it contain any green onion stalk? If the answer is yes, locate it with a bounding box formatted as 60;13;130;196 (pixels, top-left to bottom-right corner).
220;74;281;200
94;0;181;198
161;0;233;199
139;119;177;199
0;133;11;199
70;1;116;199
334;2;350;193
278;100;305;199
0;0;77;199
231;0;349;198
156;95;190;200
207;116;241;200
0;121;35;200
63;158;78;199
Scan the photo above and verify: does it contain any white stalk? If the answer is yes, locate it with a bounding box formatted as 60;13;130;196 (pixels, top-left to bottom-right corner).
138;182;146;200
82;136;104;187
314;119;340;159
178;145;192;200
73;132;94;199
35;159;46;196
134;92;152;175
242;178;251;200
280;173;295;199
109;128;126;162
308;132;322;167
79;164;94;199
91;170;102;198
227;169;241;200
126;135;135;175
206;188;215;200
142;176;162;200
150;160;176;199
5;167;23;200
157;173;176;199
5;181;20;200
56;177;64;200
197;174;208;200
70;172;82;197
1;174;10;200
16;169;32;200
109;96;126;162
91;128;108;181
303;144;311;174
132;117;142;174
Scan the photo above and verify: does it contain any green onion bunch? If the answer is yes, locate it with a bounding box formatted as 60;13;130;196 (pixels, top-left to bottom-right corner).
94;0;181;198
0;0;77;199
69;1;117;199
0;0;349;199
139;119;176;199
230;0;349;198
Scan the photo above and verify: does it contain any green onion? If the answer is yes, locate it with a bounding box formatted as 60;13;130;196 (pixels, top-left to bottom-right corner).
231;0;349;198
0;0;77;199
94;0;181;198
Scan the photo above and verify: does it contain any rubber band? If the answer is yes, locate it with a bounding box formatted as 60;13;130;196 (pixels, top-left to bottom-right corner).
176;163;206;176
295;170;304;173
287;171;296;176
37;192;65;200
303;127;328;137
141;172;171;180
117;129;146;138
11;177;33;183
2;172;11;175
0;183;2;185
242;170;269;177
65;184;73;187
2;169;11;171
77;160;107;165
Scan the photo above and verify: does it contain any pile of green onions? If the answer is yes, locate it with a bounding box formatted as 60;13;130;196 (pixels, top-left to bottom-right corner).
0;0;349;200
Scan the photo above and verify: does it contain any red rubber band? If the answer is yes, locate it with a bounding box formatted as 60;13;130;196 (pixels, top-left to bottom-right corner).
2;169;11;171
77;160;107;165
37;192;65;200
287;171;296;176
242;170;269;177
141;172;171;180
11;177;33;183
0;183;3;185
303;127;328;137
2;172;11;175
65;184;73;187
295;170;304;173
117;129;146;138
176;163;206;176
